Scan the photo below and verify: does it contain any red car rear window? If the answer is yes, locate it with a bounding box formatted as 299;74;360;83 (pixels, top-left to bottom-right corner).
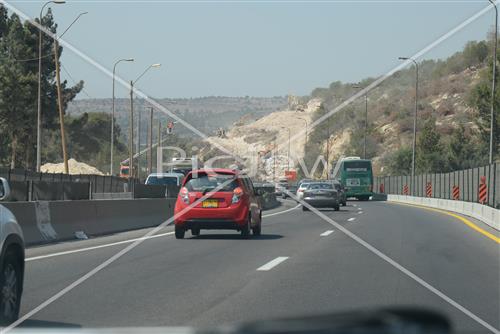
184;173;239;193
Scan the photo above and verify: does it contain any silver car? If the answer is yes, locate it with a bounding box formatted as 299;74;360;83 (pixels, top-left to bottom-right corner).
302;182;340;211
296;182;311;201
0;178;24;325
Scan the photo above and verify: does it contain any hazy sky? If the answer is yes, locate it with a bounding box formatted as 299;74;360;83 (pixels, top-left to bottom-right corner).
6;0;498;99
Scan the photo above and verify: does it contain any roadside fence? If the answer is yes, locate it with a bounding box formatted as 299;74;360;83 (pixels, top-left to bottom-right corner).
374;163;499;209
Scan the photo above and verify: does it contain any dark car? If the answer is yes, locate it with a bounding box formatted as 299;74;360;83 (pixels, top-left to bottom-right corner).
331;180;347;206
282;185;297;199
302;182;339;211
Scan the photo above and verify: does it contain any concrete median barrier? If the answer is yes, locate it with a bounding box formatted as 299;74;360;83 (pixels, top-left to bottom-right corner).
1;191;280;246
2;198;175;246
388;195;499;231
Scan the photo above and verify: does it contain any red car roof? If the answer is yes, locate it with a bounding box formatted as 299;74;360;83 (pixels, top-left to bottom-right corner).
186;168;239;176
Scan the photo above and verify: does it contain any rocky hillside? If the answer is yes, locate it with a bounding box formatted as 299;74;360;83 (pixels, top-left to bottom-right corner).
201;99;321;181
328;66;482;175
199;38;496;180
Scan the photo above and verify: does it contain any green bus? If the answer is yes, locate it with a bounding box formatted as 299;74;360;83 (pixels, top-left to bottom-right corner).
334;157;373;201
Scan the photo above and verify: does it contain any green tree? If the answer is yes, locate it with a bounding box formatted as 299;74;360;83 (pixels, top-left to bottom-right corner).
0;7;83;169
446;125;477;170
386;147;412;175
416;117;447;173
64;112;127;172
468;55;500;163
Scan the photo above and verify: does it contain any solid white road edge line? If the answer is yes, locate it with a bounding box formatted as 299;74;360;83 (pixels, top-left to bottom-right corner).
320;230;334;236
257;257;289;271
25;232;176;262
26;203;300;262
262;203;300;217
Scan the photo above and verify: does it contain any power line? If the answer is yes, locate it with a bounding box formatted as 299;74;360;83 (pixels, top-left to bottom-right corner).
61;63;92;99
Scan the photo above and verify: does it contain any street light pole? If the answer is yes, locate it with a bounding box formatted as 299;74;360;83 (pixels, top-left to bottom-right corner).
352;84;369;159
157;120;161;172
399;57;419;195
488;0;498;164
148;107;154;175
130;63;161;179
137;105;141;177
326;117;331;180
37;0;65;172
129;80;134;179
364;94;368;159
111;58;134;175
53;11;87;174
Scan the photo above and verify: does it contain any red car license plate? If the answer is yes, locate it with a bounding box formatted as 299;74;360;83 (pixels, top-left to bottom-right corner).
202;199;218;208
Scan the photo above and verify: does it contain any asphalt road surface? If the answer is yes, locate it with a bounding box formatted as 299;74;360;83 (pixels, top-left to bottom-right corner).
18;200;500;333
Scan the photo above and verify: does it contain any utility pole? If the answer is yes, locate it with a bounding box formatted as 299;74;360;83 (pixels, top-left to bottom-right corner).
53;39;68;174
157;120;161;172
488;0;498;164
273;141;277;182
37;0;66;172
111;58;134;175
129;80;134;179
399;57;419;195
148;107;153;175
326;118;330;180
352;84;369;159
136;106;141;179
364;94;368;159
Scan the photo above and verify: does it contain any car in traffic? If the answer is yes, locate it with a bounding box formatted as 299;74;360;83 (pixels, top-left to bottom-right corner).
145;172;184;186
330;179;347;206
297;178;314;187
282;185;297;199
0;178;25;326
296;182;312;201
173;169;262;239
274;183;286;196
302;182;340;211
274;183;284;196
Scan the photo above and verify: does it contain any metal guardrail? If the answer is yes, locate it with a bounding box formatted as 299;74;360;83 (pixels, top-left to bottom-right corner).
374;163;499;209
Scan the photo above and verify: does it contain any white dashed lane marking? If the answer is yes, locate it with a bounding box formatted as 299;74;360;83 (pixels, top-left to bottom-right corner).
320;230;334;236
257;257;289;271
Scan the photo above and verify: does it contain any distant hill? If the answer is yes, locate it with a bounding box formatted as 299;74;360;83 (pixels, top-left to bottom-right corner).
67;96;287;143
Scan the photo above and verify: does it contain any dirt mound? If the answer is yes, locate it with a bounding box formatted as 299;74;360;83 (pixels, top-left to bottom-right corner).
41;159;104;175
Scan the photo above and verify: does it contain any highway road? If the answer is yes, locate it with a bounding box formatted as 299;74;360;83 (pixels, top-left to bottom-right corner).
18;200;499;333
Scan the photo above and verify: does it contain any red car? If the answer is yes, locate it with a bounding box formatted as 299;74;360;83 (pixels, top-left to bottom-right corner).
173;168;263;239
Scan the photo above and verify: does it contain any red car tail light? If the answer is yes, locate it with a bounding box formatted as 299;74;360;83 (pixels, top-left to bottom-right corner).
180;187;190;204
232;187;243;204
